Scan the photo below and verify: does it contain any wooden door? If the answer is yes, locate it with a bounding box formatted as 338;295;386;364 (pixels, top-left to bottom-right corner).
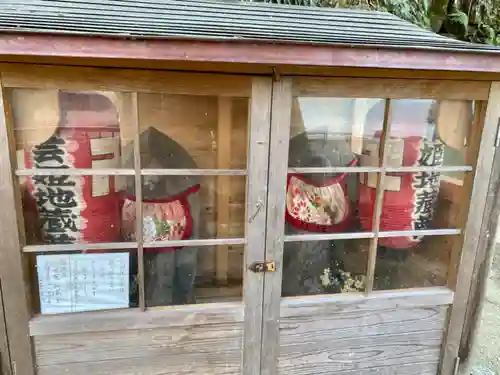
0;65;273;375
260;77;500;375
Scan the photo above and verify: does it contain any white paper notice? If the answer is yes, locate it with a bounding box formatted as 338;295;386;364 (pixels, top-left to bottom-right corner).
37;253;129;314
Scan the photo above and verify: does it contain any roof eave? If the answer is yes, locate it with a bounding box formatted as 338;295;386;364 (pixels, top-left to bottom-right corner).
0;32;499;74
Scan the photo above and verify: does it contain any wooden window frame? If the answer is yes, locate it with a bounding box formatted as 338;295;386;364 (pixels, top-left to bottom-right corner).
0;64;273;375
0;64;498;375
261;76;500;375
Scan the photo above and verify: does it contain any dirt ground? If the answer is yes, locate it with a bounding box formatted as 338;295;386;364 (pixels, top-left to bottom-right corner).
469;235;500;375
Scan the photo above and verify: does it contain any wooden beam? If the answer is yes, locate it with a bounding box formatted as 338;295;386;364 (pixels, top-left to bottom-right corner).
440;83;500;375
1;34;500;74
261;77;293;375
293;77;490;100
0;64;251;97
215;97;233;285
0;79;35;375
131;92;146;312
242;77;273;375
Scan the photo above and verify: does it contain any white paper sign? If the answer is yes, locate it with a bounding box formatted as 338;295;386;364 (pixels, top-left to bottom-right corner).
37;253;129;314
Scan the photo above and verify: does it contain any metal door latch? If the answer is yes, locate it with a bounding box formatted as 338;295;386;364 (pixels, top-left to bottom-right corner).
248;261;276;273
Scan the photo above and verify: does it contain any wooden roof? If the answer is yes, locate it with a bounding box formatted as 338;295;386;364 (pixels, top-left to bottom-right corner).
1;0;500;74
0;0;499;54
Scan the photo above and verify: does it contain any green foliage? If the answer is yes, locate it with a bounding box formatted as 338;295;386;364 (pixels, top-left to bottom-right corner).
444;9;469;39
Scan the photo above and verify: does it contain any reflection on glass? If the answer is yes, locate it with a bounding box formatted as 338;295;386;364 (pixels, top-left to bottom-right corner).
374;235;455;290
33;249;137;315
10;90;250;171
119;175;245;241
364;99;473;168
141;245;244;307
374;172;471;237
11;90;128;170
289;97;384;169
282;239;369;297
137;93;248;169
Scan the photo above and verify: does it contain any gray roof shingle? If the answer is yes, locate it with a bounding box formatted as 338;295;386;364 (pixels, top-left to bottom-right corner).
0;0;499;53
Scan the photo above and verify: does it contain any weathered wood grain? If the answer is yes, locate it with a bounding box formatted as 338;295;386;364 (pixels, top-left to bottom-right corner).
34;322;243;366
36;354;241;375
278;302;448;375
0;82;35;375
261;78;293;375
293;77;490;100
1;64;251;97
30;302;244;336
243;77;273;375
281;287;453;318
282;363;439;375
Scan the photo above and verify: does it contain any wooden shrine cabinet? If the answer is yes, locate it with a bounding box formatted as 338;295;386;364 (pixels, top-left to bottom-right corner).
2;2;500;375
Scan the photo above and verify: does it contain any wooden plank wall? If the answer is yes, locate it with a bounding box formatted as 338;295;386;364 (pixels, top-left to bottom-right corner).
31;291;451;375
31;303;245;375
277;292;451;375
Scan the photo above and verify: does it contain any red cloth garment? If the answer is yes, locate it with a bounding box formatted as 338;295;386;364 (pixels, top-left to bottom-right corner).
285;159;357;233
358;136;444;249
121;184;201;252
24;126;122;244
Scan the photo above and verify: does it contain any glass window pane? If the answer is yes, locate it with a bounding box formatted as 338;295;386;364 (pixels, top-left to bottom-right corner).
143;244;244;307
10;89;133;170
137;93;248;170
128;175;246;241
20;175;132;245
375;99;476;168
289;97;385;169
282;238;369;297
373;171;472;237
374;235;457;290
285;172;378;234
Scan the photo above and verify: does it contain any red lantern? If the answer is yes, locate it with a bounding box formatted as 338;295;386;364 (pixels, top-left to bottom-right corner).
24;92;123;245
358;101;444;249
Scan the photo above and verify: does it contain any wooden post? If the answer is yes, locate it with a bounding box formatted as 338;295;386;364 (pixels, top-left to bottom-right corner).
216;97;232;285
242;77;273;375
440;83;500;375
261;78;293;375
0;85;36;375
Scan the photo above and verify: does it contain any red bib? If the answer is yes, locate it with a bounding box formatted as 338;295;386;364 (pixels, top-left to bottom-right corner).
121;185;200;251
285;159;357;233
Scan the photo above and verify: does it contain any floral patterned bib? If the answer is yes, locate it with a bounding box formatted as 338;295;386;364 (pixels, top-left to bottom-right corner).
285;174;351;233
121;185;200;251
